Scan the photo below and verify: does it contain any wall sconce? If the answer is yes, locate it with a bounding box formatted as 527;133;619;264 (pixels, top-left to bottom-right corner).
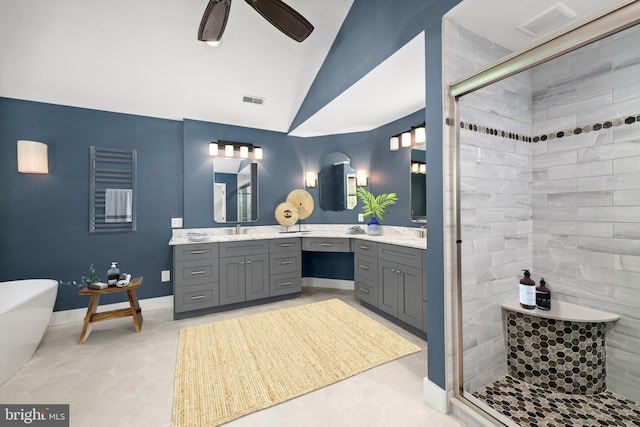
356;169;368;187
412;162;426;174
17;140;48;174
389;136;400;151
305;171;317;188
209;140;264;160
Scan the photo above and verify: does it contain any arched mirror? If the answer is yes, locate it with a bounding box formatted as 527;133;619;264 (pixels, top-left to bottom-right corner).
318;152;357;211
213;158;258;222
410;144;426;222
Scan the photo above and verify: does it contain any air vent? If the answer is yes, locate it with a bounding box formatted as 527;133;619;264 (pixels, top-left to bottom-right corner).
242;95;265;105
517;3;577;37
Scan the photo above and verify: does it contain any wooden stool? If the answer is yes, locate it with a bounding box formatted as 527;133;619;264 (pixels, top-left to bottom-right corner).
77;276;144;344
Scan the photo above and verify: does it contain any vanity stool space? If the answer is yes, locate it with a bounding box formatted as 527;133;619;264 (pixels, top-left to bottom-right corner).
172;238;302;320
354;240;427;338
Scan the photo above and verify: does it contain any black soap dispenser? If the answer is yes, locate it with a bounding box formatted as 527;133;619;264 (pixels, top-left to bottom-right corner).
519;269;536;310
536;278;551;310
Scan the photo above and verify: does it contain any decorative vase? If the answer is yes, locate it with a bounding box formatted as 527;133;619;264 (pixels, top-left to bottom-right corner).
367;215;382;235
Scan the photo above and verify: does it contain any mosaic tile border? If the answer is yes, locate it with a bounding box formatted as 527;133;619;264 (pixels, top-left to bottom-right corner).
474;375;640;427
446;114;640;144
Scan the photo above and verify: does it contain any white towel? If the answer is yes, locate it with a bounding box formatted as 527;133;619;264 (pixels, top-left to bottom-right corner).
105;188;132;223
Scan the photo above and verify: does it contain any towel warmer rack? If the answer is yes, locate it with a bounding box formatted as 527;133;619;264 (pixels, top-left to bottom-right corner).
89;146;137;233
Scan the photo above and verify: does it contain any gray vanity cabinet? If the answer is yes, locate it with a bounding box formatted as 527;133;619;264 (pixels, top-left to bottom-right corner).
173;243;220;313
354;240;378;306
269;238;302;296
219;241;269;305
377;243;425;332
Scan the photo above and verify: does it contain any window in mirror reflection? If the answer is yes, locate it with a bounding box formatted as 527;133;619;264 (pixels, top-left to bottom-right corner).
213;158;258;223
318;152;357;211
410;145;426;222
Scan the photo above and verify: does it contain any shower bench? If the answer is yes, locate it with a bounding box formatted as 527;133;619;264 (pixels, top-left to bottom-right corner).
502;301;619;394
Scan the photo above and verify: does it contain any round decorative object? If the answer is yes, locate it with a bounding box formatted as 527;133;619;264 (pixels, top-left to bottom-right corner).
274;202;299;227
286;189;314;220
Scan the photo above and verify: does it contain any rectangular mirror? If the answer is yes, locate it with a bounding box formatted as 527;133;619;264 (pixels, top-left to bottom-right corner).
213;158;258;223
410;144;426;222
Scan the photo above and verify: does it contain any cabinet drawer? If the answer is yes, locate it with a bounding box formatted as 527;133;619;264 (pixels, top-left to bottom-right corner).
220;240;269;257
355;277;378;307
269;238;301;254
174;243;219;262
378;243;423;268
174;259;219;286
270;273;302;296
270;252;301;275
354;240;378;255
174;282;219;313
354;253;377;283
302;237;351;252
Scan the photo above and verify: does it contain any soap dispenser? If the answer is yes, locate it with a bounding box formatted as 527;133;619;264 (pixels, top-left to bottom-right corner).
536;278;551;310
519;269;536;310
107;262;120;286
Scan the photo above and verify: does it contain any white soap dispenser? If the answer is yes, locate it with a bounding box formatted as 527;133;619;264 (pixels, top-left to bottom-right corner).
107;262;120;286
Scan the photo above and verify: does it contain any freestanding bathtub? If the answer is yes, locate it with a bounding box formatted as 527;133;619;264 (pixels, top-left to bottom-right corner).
0;279;58;386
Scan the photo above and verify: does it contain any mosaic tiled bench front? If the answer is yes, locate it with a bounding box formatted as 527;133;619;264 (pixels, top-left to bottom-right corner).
501;301;620;395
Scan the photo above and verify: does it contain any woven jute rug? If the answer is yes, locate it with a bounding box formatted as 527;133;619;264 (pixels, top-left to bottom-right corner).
172;298;421;427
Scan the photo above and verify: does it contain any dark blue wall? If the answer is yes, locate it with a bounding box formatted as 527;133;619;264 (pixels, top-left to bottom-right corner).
0;98;183;311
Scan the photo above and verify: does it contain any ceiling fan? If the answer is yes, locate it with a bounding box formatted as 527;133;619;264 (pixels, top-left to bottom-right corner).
198;0;314;45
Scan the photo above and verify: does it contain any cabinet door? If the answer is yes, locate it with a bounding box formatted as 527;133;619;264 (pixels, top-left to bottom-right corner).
245;253;269;301
399;264;423;330
378;259;399;317
220;256;245;305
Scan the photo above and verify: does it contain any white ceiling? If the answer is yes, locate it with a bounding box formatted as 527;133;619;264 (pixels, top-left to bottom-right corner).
0;0;630;137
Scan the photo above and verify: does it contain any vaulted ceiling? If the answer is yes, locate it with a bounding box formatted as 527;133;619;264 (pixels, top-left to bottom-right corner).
0;0;628;137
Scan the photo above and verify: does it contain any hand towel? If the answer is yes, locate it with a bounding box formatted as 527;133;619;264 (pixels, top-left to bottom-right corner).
105;188;133;223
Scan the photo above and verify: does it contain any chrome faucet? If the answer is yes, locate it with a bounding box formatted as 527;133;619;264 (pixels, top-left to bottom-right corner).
417;226;426;238
235;223;241;235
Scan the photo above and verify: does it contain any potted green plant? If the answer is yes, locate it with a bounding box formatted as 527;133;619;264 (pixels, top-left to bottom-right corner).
59;263;101;287
356;188;398;235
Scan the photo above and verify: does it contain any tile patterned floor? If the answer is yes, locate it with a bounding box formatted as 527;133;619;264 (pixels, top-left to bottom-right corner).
0;288;464;427
473;375;640;427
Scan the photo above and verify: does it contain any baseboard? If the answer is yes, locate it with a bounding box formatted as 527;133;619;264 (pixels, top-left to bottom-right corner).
49;295;173;326
423;377;448;414
301;277;354;290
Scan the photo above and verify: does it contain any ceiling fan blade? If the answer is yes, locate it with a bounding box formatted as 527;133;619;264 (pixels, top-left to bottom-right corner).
198;0;232;43
245;0;314;42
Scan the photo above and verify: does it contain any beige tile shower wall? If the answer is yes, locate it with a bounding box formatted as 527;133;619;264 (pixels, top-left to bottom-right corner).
531;25;640;403
444;19;534;394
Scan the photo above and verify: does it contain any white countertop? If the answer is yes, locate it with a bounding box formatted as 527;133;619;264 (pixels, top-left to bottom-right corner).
169;224;427;249
502;300;620;323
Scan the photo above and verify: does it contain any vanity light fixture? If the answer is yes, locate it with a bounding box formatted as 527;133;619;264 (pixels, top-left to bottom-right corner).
17;140;48;174
401;132;412;148
209;140;264;160
389;136;400;151
419;163;426;174
411;162;420;174
305;171;317;188
209;142;219;156
240;145;249;159
413;126;426;144
356;170;368;187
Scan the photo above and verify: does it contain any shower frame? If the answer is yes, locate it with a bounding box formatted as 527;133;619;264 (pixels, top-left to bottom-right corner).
446;1;640;424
